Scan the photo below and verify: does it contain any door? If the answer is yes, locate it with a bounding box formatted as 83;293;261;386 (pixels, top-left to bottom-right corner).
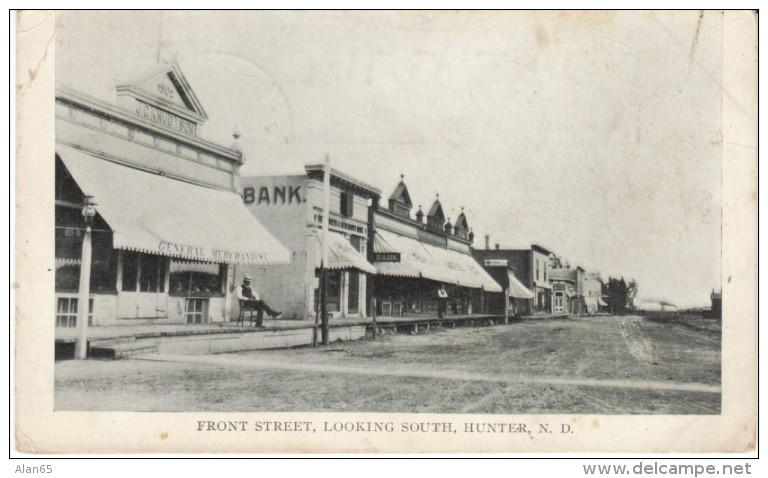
554;291;565;314
117;252;168;318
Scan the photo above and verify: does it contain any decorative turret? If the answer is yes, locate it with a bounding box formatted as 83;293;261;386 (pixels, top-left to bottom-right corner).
444;217;453;234
454;207;469;240
426;193;445;233
387;174;413;219
415;204;424;223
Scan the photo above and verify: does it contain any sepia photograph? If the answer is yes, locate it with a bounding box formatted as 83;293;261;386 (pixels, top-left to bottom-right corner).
13;10;756;455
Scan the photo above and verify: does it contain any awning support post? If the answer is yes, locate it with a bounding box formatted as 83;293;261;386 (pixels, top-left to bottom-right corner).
74;224;92;359
321;155;331;346
504;287;510;325
75;196;97;360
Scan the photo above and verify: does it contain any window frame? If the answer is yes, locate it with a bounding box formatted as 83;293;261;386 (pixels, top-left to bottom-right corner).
340;191;354;218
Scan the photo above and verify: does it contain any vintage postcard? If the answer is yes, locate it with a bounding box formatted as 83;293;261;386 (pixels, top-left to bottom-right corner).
13;10;756;455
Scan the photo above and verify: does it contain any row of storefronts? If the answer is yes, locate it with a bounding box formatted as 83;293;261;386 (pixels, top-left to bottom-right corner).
472;245;608;317
54;62;604;328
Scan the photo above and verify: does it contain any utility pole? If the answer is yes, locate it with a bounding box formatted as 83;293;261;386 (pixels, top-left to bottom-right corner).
321;156;331;345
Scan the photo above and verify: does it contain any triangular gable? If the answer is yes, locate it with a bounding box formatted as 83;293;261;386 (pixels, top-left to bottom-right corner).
455;212;469;230
427;200;445;221
116;62;208;127
389;181;413;207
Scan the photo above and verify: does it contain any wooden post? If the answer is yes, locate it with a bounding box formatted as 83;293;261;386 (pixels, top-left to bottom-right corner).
74;224;92;360
321;156;331;345
504;287;510;325
312;284;319;347
371;296;377;341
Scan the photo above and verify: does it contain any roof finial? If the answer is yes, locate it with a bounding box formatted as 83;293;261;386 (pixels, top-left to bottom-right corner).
232;124;241;141
400;173;405;181
436;192;440;199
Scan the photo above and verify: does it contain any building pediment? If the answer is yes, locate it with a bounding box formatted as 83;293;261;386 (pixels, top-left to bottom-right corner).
116;62;208;137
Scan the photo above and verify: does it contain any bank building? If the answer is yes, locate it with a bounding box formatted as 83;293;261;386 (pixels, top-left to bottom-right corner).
54;62;290;328
237;164;380;322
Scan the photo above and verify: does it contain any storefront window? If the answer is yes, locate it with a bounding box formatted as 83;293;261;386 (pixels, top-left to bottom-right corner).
140;254;166;292
347;271;359;314
169;261;225;297
121;252;139;291
55;224;116;293
327;271;341;312
121;252;166;293
315;270;342;313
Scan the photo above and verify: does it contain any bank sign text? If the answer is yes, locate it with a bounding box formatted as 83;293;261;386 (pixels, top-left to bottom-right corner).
243;186;303;205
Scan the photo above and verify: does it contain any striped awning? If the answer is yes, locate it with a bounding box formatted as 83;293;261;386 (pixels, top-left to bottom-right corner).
373;230;502;292
373;230;455;283
56;145;291;265
314;231;377;274
507;270;535;299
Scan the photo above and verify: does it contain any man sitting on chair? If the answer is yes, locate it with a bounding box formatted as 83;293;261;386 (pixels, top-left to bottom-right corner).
236;275;282;326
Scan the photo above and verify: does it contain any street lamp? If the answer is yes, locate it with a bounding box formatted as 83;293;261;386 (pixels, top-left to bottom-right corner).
74;195;96;360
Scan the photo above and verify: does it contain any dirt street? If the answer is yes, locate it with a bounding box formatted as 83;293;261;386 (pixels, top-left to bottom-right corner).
54;314;721;414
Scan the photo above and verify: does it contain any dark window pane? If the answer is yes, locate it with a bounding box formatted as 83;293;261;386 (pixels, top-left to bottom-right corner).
340;191;354;217
169;261;224;297
122;252;139;291
139;254;165;292
348;271;359;314
55;261;81;291
327;270;341;312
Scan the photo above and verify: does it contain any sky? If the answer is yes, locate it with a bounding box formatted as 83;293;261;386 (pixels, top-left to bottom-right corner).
55;11;725;308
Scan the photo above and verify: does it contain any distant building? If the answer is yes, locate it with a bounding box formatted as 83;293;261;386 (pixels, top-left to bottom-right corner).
474;260;534;317
581;272;606;314
472;244;553;315
710;289;722;319
548;268;579;315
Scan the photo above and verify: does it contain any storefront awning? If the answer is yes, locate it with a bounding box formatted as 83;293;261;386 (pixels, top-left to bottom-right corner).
371;232;420;278
57;145;291;265
373;230;455;284
507;271;535;299
313;231;377;274
423;243;502;292
373;230;502;292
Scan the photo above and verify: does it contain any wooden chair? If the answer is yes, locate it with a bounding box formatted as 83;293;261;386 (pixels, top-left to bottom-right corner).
236;299;256;326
